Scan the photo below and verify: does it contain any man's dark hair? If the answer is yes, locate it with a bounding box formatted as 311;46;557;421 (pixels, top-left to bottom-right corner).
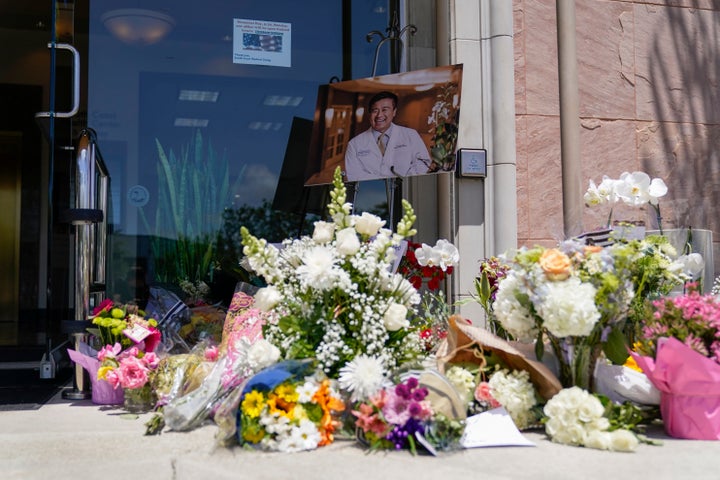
368;91;398;109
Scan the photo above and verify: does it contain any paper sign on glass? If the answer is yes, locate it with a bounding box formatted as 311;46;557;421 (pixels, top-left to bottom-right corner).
233;18;291;67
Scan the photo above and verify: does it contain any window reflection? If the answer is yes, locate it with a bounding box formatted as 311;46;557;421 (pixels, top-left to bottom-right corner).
89;0;390;306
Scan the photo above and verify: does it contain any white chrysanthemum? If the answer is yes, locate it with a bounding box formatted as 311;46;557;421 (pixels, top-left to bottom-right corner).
338;355;388;401
488;369;538;429
286;418;321;452
493;272;538;341
296;380;317;403
537;277;600;337
296;246;336;290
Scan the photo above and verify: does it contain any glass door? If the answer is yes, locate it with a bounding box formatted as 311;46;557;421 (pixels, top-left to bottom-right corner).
0;0;87;384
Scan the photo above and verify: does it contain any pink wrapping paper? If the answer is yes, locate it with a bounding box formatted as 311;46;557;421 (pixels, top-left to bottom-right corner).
631;337;720;440
67;344;125;405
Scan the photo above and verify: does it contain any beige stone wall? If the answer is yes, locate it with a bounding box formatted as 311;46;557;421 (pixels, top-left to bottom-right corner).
514;0;720;276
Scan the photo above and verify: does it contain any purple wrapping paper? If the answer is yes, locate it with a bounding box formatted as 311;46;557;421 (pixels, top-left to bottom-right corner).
67;343;124;405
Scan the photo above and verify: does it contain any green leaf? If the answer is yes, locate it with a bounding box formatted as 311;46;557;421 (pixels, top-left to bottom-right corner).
535;330;544;361
603;326;630;365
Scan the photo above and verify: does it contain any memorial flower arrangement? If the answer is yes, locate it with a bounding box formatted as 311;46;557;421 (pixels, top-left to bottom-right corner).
584;171;668;233
351;375;463;454
445;365;541;429
543;387;641;452
96;343;160;391
636;284;720;362
398;240;458;291
631;287;720;439
89;299;161;353
240;168;424;379
492;239;637;388
237;361;345;452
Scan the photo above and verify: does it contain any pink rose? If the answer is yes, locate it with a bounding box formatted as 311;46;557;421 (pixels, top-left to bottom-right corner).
104;369;121;389
474;382;501;408
204;346;219;362
118;357;149;389
142;352;160;369
97;343;121;362
120;346;140;360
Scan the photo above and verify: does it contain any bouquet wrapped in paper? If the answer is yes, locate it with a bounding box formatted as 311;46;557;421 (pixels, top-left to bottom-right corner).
632;287;720;440
633;337;720;440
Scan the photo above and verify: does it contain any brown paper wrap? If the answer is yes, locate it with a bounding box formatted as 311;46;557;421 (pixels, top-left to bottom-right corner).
436;315;562;400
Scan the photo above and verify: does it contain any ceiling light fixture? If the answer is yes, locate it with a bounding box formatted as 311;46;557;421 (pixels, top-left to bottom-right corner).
179;90;220;102
101;8;175;46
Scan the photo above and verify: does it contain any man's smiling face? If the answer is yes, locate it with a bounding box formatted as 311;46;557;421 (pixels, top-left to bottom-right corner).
369;98;396;134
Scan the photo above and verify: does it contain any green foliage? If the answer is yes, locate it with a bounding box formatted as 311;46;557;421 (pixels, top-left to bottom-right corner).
139;130;242;286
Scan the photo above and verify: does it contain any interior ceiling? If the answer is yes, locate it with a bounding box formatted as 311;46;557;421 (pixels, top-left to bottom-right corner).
0;0;89;33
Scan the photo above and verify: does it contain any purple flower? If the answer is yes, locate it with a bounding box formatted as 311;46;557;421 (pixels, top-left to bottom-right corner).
411;387;428;401
405;377;419;389
408;401;422;417
395;383;410;399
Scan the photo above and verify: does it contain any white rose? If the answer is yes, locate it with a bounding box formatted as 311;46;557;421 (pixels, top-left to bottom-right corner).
312;221;335;244
354;212;385;237
585;430;612;450
383;303;409;331
609;429;639;452
247;339;281;369
254;286;281;311
335;228;360;256
576;393;605;423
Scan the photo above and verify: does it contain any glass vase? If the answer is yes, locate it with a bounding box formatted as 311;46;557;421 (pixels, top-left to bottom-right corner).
123;385;156;413
551;337;600;391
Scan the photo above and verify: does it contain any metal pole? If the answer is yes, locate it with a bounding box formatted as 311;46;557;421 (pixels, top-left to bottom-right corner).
556;0;583;237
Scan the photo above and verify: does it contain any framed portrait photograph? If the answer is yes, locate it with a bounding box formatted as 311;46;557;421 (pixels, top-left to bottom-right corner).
304;64;463;185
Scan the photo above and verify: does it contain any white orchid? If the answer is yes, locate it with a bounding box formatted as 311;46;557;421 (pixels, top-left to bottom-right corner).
414;238;459;272
584;171;668;232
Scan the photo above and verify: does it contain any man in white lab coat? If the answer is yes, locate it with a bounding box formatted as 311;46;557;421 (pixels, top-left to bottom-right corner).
344;91;431;182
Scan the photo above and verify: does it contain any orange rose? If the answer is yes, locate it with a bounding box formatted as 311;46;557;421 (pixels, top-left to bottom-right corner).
584;245;603;255
539;248;572;281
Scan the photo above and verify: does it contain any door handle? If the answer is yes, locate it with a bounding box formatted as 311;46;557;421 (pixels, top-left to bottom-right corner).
35;43;80;119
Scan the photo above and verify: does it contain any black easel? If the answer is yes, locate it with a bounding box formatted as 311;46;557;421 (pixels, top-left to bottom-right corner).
348;11;416;230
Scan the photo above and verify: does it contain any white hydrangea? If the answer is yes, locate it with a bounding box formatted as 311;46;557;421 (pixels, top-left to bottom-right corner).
536;277;600;337
445;366;477;402
488;369;538;429
493;271;538;341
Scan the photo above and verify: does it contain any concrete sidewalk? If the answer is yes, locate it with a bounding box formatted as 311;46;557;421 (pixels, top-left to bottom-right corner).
2;385;719;480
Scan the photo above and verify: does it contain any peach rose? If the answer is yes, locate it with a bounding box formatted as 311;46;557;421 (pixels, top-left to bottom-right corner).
539;248;572;281
584;245;603;255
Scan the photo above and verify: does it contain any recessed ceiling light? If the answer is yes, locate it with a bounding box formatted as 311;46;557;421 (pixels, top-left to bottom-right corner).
179;90;219;102
263;95;303;107
248;121;283;131
174;118;209;127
